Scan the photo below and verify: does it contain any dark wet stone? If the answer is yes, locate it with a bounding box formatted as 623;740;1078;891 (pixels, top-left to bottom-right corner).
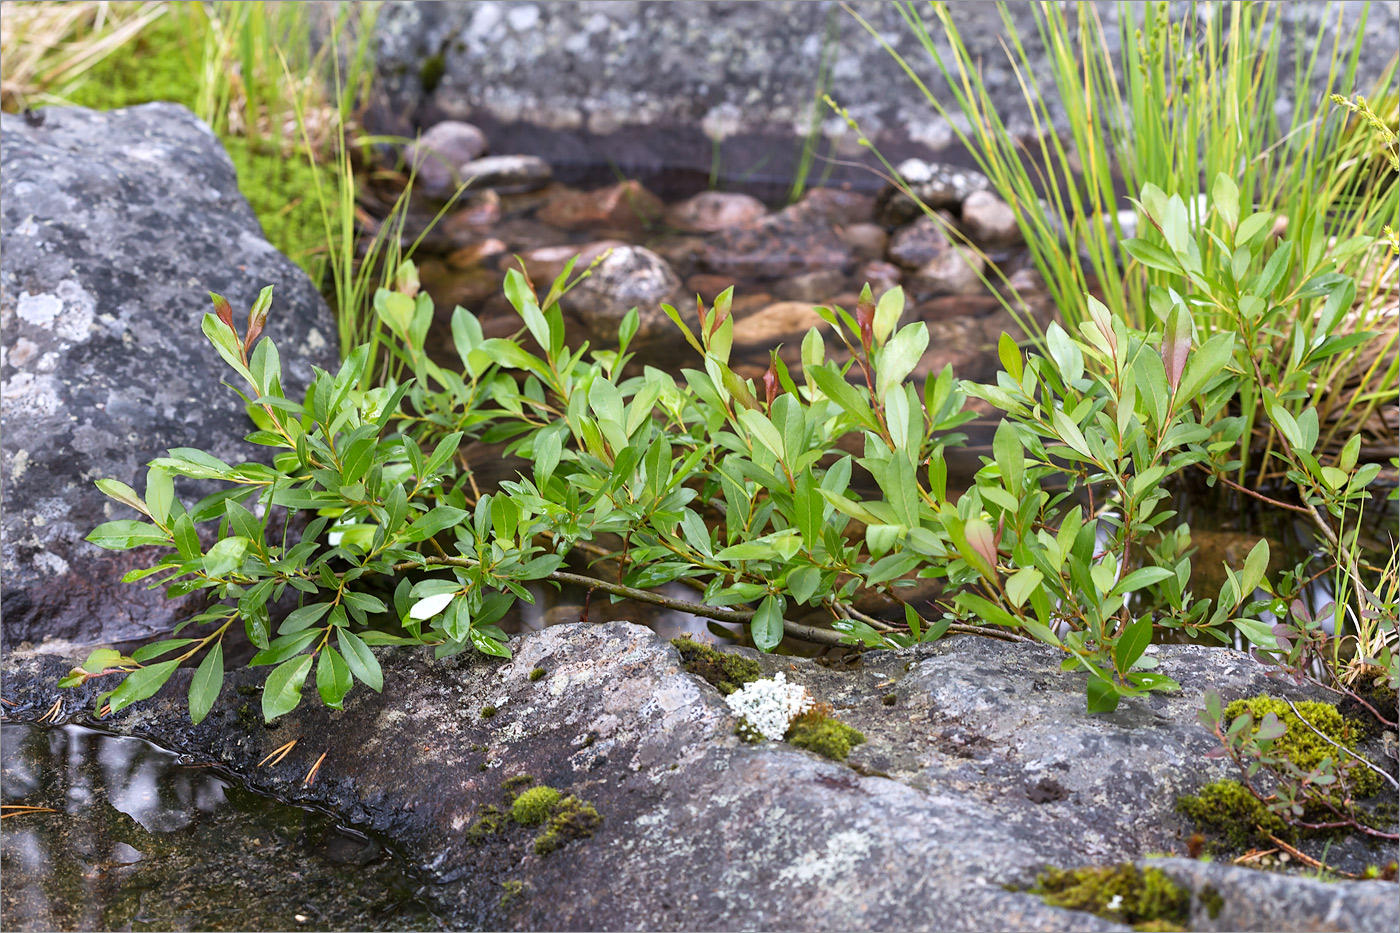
887;215;953;269
0;104;335;650
536;180;665;234
696;199;854;280
840;222;889;261
5;625;1393;931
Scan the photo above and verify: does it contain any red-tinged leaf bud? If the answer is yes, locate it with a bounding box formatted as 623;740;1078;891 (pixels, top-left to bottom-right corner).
856;287;876;348
395;260;421;299
210;292;235;330
697;294;710;338
763;360;781;407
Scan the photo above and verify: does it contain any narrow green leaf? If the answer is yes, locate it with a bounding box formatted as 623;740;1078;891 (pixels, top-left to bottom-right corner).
752;595;784;652
337;629;383;692
189;643;224;725
106;660;180;716
262;654;313;721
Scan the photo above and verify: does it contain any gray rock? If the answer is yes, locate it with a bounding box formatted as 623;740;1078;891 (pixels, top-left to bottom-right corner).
403;119;489;196
773;269;847;303
663;191;769;233
907;248;986;299
0;104;335;650
887;214;953;269
840;222;890;261
878;159;993;225
369;3;1396;192
4;624;1393;931
855;259;903;299
961;189;1022;248
564;245;681;346
457;153;552;193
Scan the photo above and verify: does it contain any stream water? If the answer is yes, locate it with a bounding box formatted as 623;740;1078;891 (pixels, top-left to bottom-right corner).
0;724;443;932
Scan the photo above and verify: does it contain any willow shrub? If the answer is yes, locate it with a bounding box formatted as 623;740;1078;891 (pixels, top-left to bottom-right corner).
74;180;1392;723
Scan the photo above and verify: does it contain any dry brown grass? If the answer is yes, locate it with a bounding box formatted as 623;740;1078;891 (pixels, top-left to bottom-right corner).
0;1;169;112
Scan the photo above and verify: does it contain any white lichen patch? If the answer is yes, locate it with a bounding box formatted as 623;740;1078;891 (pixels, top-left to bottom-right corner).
776;829;873;885
724;672;810;741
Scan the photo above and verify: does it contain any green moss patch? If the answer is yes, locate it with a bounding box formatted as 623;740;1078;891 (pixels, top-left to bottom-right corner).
1177;779;1292;850
786;709;866;761
467;804;505;844
671;637;761;695
510;786;561;826
1224;695;1381;798
1033;864;1189;930
533;795;602;856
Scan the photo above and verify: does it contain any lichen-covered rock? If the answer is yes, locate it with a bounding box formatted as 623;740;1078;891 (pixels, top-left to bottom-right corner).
5;624;1392;931
561;245;681;347
0;104;336;650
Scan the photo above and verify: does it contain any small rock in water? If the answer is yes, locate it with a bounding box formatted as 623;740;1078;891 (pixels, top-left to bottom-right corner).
960;190;1022;248
564;245;681;346
663;191;768;233
418;260;501;312
696;201;853;280
457;154;553;193
516;240;629;285
797;187;876;225
447;238;508;269
732;301;830;349
537;180;664;234
855;260;903;299
439;191;502;240
876;158;991;225
684;273;741;303
886;215;952;269
840;223;889;261
773;269;846;303
403;120;489;197
906;247;986;298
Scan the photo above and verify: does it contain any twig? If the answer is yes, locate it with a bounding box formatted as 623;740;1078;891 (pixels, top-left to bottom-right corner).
0;805;57;819
1202;468;1313;514
1281;696;1398;791
303;750;328;786
36;698;62;724
1266;833;1361;879
258;739;298;767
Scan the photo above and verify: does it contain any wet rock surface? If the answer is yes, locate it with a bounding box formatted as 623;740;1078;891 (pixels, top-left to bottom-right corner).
403;119;489;197
4;624;1394;931
0;104;335;650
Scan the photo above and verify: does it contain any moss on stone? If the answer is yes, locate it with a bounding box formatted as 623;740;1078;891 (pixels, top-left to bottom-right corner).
498;879;525;908
480;704;498;719
418;53;447;94
671;637;761;695
533;795;602;856
529;666;547;681
510;786;561;826
466;805;505;844
1176;779;1292;851
1199;884;1224;920
1224;695;1381;797
502;775;535;796
881;693;897;706
786;709;866;761
1032;864;1189;930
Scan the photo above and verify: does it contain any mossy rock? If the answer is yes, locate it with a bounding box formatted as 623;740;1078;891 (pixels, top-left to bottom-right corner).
1033;864;1189;930
671;637;761;695
1224;695;1381;797
532;795;602;856
1176;779;1293;851
786;709;866;761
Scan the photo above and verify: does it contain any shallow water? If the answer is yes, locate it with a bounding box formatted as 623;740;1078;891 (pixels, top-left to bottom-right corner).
0;724;443;932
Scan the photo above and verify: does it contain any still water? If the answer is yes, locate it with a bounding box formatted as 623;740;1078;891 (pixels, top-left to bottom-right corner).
0;724;444;932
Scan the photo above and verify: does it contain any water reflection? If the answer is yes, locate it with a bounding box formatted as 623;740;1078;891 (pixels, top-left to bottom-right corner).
1;724;441;932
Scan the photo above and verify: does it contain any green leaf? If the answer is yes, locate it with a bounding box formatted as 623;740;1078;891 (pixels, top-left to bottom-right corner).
1161;302;1192;394
131;639;197;663
1238;539;1270;599
787;566;821;605
105;660;181;716
337;629;383;692
203;536;249;577
738;408;784;461
279;602;333;635
751;595;784;652
1114;616;1153;673
96;478;149;516
993;419;1023;494
872;285;904;344
470;627;513;658
1110;566;1175;597
262;654;314;721
1005;567;1043;608
400;506;468;542
1086;675;1121;714
875;322;928;403
249;630;319;667
87;520;169;550
316;646;353;710
189;643;224;725
1176;332;1234;402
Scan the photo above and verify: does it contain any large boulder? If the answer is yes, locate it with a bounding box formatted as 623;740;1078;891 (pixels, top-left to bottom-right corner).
4;623;1394;930
0;103;336;650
